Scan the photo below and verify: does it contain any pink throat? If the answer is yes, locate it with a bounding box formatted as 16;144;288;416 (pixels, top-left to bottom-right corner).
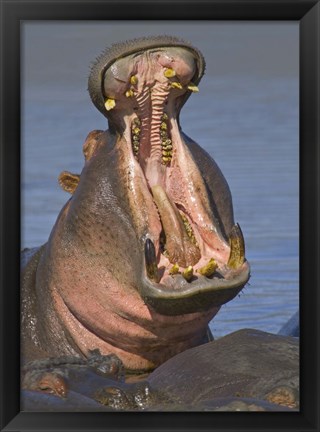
51;283;219;371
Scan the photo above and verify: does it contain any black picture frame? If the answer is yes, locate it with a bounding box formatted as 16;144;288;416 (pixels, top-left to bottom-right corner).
0;1;319;431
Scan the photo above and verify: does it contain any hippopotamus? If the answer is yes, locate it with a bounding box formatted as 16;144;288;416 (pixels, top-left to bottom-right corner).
21;329;299;411
21;35;250;373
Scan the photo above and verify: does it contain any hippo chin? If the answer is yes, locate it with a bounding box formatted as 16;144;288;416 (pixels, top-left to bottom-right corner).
21;35;250;372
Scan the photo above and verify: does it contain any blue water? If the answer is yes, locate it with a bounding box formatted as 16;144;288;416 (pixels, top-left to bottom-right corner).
21;22;299;337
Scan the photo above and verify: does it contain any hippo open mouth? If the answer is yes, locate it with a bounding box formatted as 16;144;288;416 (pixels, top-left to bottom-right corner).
87;36;250;315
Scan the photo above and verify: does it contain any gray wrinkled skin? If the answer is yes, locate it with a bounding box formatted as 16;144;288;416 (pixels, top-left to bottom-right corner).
148;328;299;409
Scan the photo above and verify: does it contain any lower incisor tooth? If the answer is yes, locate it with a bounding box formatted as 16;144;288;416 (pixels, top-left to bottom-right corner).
197;258;217;277
182;266;193;282
169;263;179;275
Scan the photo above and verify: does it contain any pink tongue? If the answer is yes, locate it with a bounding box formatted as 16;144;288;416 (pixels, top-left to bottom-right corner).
151;185;200;267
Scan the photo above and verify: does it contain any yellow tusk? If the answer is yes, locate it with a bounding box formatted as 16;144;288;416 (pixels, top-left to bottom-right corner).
187;83;199;92
169;263;180;275
171;82;183;90
164;68;176;78
227;223;245;269
125;89;134;98
130;75;138;85
197;258;218;277
162;157;171;163
182;266;194;282
104;98;116;111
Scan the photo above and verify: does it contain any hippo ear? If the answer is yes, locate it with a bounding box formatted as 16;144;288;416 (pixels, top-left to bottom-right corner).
88;35;206;118
58;171;80;195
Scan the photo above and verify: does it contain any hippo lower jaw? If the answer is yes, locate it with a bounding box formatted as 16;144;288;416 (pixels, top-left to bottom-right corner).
98;45;250;315
141;259;250;316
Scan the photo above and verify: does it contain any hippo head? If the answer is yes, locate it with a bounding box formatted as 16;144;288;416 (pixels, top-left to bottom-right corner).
27;36;250;371
85;35;250;315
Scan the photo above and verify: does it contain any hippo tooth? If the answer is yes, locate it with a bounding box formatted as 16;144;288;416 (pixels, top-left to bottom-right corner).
125;89;134;98
133;117;141;126
182;266;194;282
197;258;217;277
187;83;199;92
144;239;159;282
164;68;176;78
169;263;180;275
104;98;116;111
130;75;138;85
170;82;183;90
227;223;245;269
180;213;197;245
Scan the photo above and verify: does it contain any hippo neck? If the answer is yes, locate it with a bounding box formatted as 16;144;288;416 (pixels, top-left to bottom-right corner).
48;275;219;371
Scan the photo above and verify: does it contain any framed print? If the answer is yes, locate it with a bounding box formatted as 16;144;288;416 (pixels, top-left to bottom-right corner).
0;1;319;431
